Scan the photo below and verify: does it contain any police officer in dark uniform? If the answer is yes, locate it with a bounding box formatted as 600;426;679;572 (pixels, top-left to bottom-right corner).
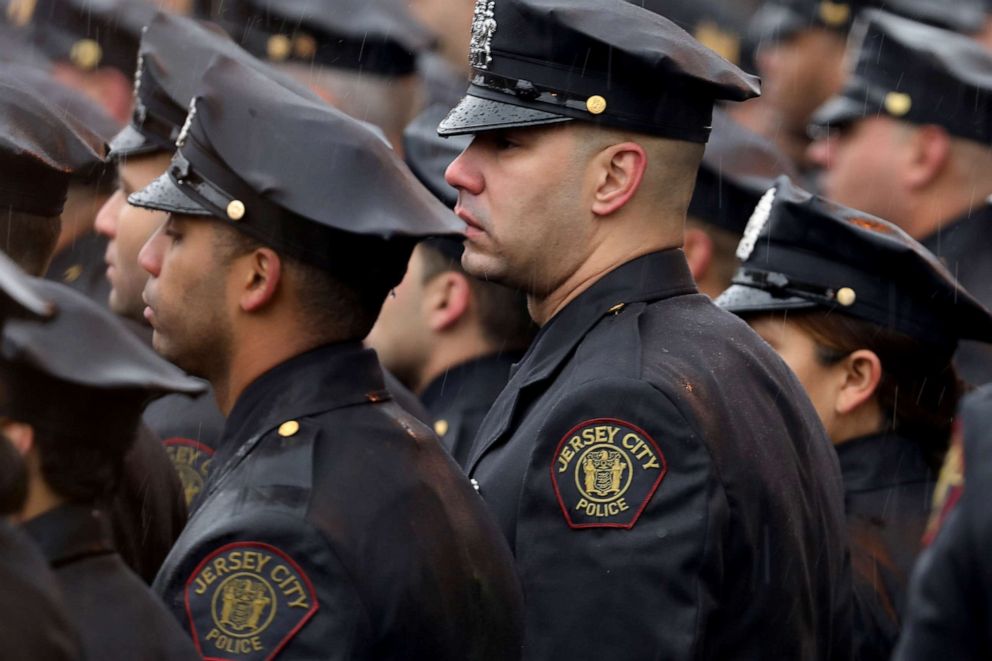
5;278;204;660
438;0;852;657
895;383;992;659
808;10;992;386
129;56;523;659
717;175;991;660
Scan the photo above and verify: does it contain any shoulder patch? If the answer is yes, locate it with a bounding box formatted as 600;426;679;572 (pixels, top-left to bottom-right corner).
185;542;319;660
164;438;215;506
551;418;667;529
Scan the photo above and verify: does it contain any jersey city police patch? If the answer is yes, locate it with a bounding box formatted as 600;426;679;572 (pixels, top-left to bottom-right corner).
185;542;318;660
551;418;667;529
163;438;214;507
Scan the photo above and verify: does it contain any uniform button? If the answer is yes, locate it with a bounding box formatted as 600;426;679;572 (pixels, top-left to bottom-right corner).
433;419;449;437
278;420;300;437
607;302;625;315
470;478;481;492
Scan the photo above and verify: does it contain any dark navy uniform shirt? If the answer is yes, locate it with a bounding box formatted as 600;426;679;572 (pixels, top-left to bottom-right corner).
153;341;523;660
467;249;853;659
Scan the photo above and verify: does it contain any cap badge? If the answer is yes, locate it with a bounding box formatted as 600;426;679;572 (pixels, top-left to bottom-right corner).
736;186;776;261
176;99;198;149
132;55;148;123
835;287;856;307
884;92;912;117
5;0;36;27
70;39;103;70
226;200;246;221
267;34;292;61
586;95;607;115
294;34;317;60
694;20;741;65
469;0;497;70
818;1;850;27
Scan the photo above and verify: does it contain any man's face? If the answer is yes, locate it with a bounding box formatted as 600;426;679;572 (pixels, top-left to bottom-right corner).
444;123;592;297
365;245;434;389
138;214;236;379
807;116;907;221
756;28;847;136
94;152;170;321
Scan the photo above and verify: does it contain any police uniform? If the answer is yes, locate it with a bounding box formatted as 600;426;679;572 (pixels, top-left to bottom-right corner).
894;383;992;659
717;175;992;660
810;9;992;386
437;0;852;657
1;277;206;660
129;56;524;659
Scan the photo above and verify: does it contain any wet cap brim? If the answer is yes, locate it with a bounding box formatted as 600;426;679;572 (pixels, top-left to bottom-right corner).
127;170;214;217
437;92;573;137
715;283;820;315
0;253;55;320
107;123;164;160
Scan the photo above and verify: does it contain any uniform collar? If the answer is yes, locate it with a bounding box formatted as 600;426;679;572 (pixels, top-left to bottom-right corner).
420;351;521;412
920;201;992;255
834;432;934;494
221;341;389;454
515;249;697;386
22;504;114;568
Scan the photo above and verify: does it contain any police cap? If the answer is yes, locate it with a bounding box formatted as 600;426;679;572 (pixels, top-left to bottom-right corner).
437;0;759;142
631;0;748;66
810;10;992;144
216;0;433;76
689;110;797;235
0;77;105;217
109;11;318;159
128;55;461;277
26;0;155;76
749;0;984;44
0;278;204;439
716;176;992;352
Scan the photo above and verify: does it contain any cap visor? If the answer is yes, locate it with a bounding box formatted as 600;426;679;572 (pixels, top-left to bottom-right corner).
107;124;163;160
127;172;214;217
809;95;866;134
0;253;53;319
715;284;819;316
437;93;572;137
747;5;806;44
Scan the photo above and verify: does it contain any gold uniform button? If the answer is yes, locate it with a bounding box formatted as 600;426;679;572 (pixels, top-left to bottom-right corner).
278;420;300;437
226;200;246;221
433;419;449;437
884;92;912;117
267;34;292;61
818;1;850;26
836;287;857;307
586;95;607;115
63;264;83;284
607;302;626;315
70;39;102;70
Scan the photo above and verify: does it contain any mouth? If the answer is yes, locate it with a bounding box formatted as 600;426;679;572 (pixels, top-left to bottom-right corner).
454;203;486;240
141;292;156;326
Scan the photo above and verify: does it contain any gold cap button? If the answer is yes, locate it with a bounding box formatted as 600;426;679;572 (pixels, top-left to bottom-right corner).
226;200;246;221
586;95;607;115
884;92;912;117
70;39;102;70
294;33;317;59
278;420;300;437
433;419;449;437
836;287;856;307
818;1;850;26
267;34;292;61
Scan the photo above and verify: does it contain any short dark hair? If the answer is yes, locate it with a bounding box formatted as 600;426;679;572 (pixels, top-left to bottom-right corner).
419;242;535;351
787;310;962;471
0;207;61;276
212;221;411;341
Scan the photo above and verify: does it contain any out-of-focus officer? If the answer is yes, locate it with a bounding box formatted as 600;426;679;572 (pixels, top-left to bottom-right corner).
808;10;992;385
438;0;852;657
129;56;524;659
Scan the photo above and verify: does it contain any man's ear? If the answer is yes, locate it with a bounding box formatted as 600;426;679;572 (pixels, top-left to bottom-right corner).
239;247;284;313
835;349;883;416
424;271;471;333
1;421;34;457
683;227;714;282
903;124;951;191
590;141;648;217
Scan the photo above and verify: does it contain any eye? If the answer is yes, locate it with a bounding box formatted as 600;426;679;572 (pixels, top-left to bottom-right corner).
163;218;183;243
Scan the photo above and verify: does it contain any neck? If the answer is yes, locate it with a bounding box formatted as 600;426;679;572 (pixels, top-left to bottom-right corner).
18;479;65;523
528;238;676;326
415;334;498;395
900;189;990;240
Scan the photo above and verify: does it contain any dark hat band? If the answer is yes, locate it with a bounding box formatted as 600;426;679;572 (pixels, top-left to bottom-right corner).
470;66;715;141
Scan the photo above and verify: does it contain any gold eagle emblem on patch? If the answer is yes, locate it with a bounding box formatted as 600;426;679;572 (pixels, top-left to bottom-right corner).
185;542;318;659
551;418;667;529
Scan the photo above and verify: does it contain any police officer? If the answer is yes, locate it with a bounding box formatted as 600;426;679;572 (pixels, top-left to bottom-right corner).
5;278;204;660
129;56;523;659
808;10;992;385
716;175;991;659
438;0;852;656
